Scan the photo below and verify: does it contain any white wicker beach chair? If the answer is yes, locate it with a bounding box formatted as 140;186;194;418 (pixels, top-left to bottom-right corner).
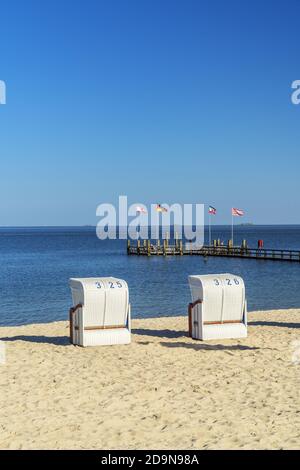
188;273;247;340
69;277;131;347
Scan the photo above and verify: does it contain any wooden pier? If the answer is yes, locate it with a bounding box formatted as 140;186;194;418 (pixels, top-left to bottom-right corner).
127;240;300;262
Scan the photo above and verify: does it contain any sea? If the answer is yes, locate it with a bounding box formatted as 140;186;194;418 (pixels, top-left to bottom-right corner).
0;225;299;326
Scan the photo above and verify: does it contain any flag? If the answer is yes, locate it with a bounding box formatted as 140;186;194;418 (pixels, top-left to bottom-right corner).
232;208;244;217
209;206;217;215
136;206;147;214
156;204;168;213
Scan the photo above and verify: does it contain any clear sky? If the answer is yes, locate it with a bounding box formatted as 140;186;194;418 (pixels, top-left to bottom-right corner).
0;0;299;225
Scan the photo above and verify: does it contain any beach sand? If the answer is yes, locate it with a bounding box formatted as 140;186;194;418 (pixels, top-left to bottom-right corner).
0;309;300;450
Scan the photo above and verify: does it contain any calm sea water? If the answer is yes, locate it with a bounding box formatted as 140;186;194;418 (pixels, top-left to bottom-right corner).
0;226;300;326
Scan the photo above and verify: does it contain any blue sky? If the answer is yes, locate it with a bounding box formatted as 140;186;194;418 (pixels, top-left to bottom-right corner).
0;0;299;225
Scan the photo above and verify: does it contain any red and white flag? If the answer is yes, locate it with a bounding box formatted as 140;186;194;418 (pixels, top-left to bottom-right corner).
209;206;217;215
232;208;244;217
136;206;147;214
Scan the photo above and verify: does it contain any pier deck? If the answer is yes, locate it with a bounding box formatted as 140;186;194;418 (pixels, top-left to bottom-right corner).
127;242;300;262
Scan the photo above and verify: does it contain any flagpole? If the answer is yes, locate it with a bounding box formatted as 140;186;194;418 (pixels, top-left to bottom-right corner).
209;212;211;246
231;211;234;246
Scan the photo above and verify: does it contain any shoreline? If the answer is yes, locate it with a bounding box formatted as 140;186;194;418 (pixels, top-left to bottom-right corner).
1;309;300;449
1;307;300;329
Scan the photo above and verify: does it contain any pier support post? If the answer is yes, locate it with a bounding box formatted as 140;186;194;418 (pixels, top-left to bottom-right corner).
241;239;247;255
242;239;247;249
147;240;151;256
175;232;178;249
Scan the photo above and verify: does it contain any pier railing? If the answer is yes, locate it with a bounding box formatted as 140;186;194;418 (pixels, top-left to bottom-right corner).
127;241;300;262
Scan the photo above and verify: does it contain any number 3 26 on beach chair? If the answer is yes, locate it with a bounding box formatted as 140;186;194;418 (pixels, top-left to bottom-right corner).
188;274;247;340
69;277;131;347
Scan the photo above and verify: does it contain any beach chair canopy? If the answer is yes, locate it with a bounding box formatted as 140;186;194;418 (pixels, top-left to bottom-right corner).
69;277;130;347
188;273;247;340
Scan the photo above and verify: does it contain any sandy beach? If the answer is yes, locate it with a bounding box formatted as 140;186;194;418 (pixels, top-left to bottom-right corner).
0;309;300;450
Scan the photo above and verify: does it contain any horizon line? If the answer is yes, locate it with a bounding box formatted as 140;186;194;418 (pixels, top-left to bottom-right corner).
1;224;300;228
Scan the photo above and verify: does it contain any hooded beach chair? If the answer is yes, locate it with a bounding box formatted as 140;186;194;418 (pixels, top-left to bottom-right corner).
69;277;131;346
188;273;247;340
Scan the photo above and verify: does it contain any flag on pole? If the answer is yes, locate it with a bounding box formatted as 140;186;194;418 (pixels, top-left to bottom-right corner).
136;206;147;214
232;208;244;217
208;206;216;246
156;204;168;213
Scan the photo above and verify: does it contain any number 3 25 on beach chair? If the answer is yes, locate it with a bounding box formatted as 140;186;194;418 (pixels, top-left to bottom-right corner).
69;277;131;347
188;274;247;340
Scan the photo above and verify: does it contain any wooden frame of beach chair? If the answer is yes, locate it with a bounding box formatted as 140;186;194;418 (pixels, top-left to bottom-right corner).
188;274;247;340
69;277;131;347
